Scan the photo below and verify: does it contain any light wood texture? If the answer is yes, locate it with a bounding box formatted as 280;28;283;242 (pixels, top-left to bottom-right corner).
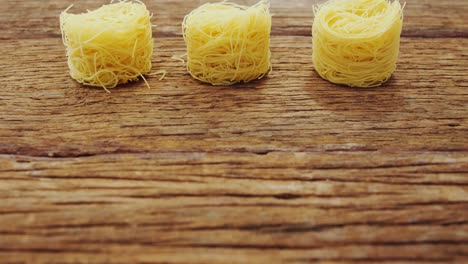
1;0;467;263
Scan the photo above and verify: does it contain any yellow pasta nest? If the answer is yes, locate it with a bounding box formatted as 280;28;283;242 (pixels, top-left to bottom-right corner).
312;0;404;88
60;0;153;91
182;0;272;86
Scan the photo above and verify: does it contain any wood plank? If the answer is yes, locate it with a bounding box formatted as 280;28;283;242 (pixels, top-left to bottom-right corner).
1;0;467;39
1;0;468;263
0;37;467;157
0;247;465;264
1;151;467;263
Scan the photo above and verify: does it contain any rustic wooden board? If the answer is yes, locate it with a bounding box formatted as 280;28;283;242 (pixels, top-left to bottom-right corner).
1;0;467;263
1;0;468;38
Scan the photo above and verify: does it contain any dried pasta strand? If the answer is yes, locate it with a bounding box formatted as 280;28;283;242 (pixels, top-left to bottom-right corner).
60;0;154;90
313;0;404;88
148;70;167;80
182;0;272;86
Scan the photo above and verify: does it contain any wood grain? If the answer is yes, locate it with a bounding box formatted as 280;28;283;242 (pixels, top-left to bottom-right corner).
1;0;468;38
1;0;467;263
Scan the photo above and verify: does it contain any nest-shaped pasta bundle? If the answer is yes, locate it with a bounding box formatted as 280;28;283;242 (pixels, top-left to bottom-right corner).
313;0;404;88
182;0;272;86
60;0;153;91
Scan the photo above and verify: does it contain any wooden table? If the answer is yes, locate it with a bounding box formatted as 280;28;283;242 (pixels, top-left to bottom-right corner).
1;0;467;263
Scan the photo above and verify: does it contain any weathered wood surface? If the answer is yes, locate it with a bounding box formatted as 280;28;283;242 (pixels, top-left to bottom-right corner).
1;0;468;38
1;0;467;263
